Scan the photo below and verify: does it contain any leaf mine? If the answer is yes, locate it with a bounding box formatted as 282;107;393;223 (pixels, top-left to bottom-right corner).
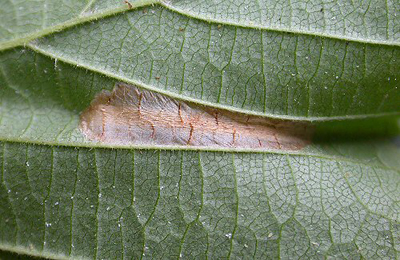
80;83;313;150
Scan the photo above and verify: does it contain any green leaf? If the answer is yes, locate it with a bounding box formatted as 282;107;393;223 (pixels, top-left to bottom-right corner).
2;1;399;119
0;141;399;259
166;0;400;45
0;0;157;50
0;1;399;259
29;6;400;120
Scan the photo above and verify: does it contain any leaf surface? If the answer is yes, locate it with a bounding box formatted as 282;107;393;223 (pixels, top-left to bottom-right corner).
0;141;399;259
0;0;156;50
0;1;399;259
29;6;400;120
166;0;400;45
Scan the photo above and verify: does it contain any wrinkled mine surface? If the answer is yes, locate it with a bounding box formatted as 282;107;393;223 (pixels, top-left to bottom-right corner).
80;83;313;150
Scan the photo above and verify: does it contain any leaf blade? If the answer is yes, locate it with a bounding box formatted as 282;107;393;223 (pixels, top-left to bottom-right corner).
28;6;400;120
0;142;399;259
1;1;400;259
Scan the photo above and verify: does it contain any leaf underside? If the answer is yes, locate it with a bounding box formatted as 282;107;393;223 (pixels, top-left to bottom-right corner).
1;142;399;259
0;0;399;259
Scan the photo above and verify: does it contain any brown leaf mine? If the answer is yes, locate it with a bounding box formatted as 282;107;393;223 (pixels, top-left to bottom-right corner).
80;83;313;150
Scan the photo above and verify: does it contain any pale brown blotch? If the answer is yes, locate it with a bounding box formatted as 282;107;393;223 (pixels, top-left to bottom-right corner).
79;83;313;150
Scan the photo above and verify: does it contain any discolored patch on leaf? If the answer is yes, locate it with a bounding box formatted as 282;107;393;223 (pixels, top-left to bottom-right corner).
80;83;313;150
